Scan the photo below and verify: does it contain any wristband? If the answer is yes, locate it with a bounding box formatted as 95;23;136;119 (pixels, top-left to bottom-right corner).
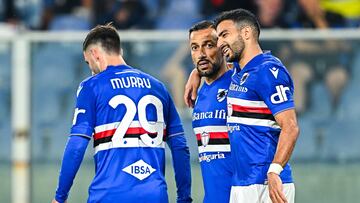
267;163;283;175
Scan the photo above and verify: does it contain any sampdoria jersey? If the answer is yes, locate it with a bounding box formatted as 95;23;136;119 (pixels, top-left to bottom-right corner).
227;52;295;186
71;65;186;202
192;70;233;203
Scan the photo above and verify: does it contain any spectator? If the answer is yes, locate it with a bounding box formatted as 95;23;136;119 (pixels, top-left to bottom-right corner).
255;0;298;28
40;0;92;30
94;0;150;29
201;0;256;20
297;0;360;28
0;0;21;27
284;0;354;114
156;0;201;29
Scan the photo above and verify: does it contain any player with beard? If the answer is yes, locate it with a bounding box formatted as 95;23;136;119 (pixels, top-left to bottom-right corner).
189;20;232;203
185;9;300;203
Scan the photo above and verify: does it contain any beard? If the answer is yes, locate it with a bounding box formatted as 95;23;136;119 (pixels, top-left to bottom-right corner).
196;61;221;78
226;51;241;62
226;38;244;62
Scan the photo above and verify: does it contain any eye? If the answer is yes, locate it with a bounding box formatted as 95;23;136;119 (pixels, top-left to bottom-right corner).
206;43;215;48
219;31;228;39
191;46;198;51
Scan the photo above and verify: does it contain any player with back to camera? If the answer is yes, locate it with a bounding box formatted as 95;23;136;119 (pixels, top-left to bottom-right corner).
52;23;192;203
188;20;233;203
185;9;300;203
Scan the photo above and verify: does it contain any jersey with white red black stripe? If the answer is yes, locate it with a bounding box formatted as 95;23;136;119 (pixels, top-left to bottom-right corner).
71;65;184;202
227;52;295;186
192;70;233;203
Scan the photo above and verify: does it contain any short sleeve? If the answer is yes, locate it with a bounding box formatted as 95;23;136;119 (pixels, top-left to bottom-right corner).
257;65;295;115
70;81;96;138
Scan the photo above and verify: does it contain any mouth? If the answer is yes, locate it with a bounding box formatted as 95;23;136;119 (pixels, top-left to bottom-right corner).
221;45;231;57
197;60;210;70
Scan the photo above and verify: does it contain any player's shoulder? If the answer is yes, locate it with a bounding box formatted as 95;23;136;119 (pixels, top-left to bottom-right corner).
258;53;285;70
74;75;97;97
78;75;97;88
137;69;162;84
137;68;169;92
257;53;290;80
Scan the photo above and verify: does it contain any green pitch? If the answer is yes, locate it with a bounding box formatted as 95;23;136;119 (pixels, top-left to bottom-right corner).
1;161;360;203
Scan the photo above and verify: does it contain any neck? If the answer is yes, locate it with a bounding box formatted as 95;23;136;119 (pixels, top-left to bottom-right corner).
239;42;263;69
102;55;127;70
204;63;227;84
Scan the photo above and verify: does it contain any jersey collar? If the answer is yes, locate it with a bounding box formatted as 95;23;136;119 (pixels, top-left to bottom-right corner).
106;64;133;71
240;51;272;72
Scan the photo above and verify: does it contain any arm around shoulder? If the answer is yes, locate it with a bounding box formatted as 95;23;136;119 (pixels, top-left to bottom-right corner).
184;69;201;108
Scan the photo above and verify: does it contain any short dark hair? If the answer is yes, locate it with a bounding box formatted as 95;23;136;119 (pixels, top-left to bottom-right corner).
188;20;215;38
214;9;261;39
83;23;121;54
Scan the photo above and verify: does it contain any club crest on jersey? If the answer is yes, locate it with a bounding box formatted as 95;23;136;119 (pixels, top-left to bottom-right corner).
201;131;210;147
240;73;250;85
122;159;156;180
217;89;228;102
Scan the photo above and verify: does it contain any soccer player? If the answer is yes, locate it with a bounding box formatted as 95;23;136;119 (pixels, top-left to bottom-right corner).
185;9;300;203
52;23;192;203
189;20;232;203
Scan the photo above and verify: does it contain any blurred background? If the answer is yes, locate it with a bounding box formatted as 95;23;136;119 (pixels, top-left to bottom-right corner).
0;0;360;202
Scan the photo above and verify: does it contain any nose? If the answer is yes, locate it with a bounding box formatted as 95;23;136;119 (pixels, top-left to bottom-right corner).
199;47;206;58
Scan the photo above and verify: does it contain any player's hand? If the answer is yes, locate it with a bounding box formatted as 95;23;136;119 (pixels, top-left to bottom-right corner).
267;173;287;203
51;199;67;203
184;69;201;108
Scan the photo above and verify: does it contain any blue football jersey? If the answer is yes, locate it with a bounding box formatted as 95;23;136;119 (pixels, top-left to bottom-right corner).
227;52;295;186
71;65;186;202
192;70;233;203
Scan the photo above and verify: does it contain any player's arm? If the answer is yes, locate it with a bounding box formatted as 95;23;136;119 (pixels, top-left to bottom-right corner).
272;109;299;167
53;136;90;203
258;65;299;203
53;81;96;203
167;135;192;203
184;69;201;108
267;109;299;203
166;91;192;203
258;65;300;168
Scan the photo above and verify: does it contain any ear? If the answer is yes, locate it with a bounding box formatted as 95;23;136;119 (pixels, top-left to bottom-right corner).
89;47;100;61
242;26;252;41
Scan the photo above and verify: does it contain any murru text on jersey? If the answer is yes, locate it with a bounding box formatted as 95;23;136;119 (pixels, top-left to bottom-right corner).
110;76;151;89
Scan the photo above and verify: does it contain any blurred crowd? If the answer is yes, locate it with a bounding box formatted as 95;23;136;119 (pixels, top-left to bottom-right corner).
2;0;358;112
0;0;359;31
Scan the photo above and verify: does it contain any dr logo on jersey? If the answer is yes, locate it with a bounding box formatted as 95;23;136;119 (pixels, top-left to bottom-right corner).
122;159;156;180
271;85;290;104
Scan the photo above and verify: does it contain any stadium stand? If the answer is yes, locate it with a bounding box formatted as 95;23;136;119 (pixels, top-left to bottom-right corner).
0;44;11;161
